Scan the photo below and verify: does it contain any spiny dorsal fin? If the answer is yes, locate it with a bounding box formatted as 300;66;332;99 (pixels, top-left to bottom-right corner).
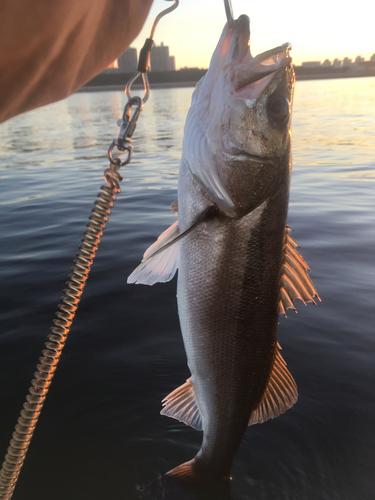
249;345;298;426
160;379;203;431
278;226;320;316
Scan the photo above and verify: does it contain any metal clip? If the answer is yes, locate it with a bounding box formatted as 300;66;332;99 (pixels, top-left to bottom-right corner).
125;72;150;105
117;96;143;143
125;1;179;104
108;0;179;168
108;96;143;168
108;140;133;168
149;0;179;39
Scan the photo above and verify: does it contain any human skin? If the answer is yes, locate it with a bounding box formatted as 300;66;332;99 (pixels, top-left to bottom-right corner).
0;0;154;124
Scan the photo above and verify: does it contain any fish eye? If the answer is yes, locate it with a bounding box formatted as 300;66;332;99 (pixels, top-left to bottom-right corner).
267;96;290;124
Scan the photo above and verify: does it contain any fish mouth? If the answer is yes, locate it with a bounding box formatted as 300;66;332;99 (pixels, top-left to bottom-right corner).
235;43;292;89
225;14;292;92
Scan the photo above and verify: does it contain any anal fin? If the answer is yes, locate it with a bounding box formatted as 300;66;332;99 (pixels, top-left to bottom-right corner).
249;345;298;426
161;379;203;431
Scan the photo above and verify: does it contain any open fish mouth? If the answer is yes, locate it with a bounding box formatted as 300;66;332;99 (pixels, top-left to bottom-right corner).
224;14;292;93
235;43;292;89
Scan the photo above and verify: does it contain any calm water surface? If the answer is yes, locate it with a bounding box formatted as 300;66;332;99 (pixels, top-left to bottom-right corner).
0;77;374;500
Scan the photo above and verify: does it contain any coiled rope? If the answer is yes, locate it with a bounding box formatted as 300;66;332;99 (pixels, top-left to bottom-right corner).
0;3;180;497
0;166;122;499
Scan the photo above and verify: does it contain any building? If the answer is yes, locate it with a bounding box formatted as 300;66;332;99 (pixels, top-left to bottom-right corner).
353;55;365;71
150;42;176;72
169;55;176;71
117;47;138;73
298;54;375;74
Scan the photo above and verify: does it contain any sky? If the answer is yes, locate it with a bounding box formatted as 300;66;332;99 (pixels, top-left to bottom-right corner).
131;0;375;69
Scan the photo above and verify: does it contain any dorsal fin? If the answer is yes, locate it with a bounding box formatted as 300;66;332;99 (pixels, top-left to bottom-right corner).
278;226;320;316
160;379;203;431
249;344;298;426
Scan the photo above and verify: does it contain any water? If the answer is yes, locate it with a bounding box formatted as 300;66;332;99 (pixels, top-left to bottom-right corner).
0;77;374;500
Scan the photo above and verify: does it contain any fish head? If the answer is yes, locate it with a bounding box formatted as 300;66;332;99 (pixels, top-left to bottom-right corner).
183;15;295;218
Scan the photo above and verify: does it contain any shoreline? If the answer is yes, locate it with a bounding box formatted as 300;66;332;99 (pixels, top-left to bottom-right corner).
77;71;375;93
76;81;198;93
296;70;375;81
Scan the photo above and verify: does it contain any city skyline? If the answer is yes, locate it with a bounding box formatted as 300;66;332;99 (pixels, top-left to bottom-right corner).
130;0;375;69
301;54;375;68
111;44;374;74
109;43;177;73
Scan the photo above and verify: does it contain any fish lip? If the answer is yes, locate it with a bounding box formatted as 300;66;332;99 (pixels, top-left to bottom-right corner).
251;43;292;66
230;14;250;62
227;16;292;90
235;43;292;90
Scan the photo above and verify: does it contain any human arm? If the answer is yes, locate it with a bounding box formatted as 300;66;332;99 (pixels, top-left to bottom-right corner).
0;0;154;123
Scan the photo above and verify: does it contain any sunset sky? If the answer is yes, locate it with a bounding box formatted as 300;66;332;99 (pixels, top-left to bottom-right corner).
131;0;375;69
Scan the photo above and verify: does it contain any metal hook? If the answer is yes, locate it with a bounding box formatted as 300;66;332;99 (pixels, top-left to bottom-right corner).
224;0;234;29
124;0;179;104
149;0;179;39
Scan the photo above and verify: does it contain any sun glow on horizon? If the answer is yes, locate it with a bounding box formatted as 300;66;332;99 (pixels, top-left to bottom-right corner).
131;0;375;70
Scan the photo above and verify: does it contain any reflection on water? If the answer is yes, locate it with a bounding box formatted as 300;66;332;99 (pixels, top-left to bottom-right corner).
152;89;182;147
0;77;374;500
343;169;375;179
139;475;233;500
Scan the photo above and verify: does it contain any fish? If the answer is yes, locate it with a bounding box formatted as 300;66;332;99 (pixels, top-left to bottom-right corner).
128;14;319;482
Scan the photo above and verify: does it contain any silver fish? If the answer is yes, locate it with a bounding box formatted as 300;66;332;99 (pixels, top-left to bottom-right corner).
128;14;319;482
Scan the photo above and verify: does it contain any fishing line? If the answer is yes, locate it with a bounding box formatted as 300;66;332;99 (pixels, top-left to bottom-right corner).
224;0;235;29
0;2;179;499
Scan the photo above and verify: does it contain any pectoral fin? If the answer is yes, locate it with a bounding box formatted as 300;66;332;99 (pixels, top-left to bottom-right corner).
160;379;203;431
278;226;321;316
127;205;217;286
127;221;180;285
248;344;298;426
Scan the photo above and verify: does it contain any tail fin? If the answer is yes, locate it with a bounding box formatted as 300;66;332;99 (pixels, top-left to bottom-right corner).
166;459;231;483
